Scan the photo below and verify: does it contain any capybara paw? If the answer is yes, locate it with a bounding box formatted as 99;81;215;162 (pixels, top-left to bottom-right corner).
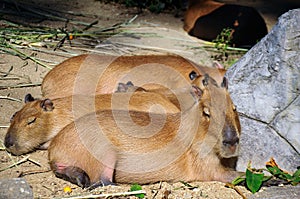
53;165;91;188
87;177;115;190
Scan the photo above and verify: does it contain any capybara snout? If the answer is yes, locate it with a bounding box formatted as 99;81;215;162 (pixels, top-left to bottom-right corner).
4;133;14;149
222;123;240;157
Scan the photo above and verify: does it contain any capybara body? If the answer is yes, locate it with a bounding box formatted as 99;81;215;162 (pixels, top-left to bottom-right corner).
184;0;268;48
5;91;180;155
48;75;241;188
42;54;226;99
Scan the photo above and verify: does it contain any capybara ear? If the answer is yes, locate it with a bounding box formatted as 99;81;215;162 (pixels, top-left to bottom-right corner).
213;61;224;69
24;94;35;103
126;81;134;87
189;70;199;80
116;82;128;92
221;77;228;89
40;99;54;111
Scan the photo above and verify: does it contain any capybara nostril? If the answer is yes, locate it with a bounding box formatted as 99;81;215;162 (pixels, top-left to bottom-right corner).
4;133;15;148
222;136;239;147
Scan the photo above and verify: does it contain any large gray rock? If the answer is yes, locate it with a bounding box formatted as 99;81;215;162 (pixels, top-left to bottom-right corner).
226;9;300;172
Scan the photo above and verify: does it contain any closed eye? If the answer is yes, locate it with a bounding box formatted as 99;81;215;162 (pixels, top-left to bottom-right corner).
27;117;36;125
203;107;210;118
232;105;237;111
10;112;17;122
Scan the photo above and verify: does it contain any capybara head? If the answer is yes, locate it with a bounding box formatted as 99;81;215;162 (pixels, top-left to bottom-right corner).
5;94;55;155
192;74;241;158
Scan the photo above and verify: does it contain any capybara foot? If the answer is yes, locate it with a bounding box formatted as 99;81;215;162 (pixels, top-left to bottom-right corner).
87;177;115;190
51;162;90;188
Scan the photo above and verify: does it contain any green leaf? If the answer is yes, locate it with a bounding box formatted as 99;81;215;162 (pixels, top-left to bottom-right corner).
279;172;293;180
231;175;246;186
262;175;272;182
266;165;282;176
291;168;300;185
246;168;264;193
291;176;300;186
130;184;145;199
292;167;300;178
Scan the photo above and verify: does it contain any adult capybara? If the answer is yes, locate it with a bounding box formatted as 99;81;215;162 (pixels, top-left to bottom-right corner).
184;0;268;48
41;54;226;99
48;74;241;188
5;90;180;155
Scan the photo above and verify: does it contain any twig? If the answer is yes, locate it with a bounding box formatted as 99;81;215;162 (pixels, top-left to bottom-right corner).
0;126;9;128
1;66;13;77
55;190;146;199
152;181;163;199
225;183;247;199
18;169;51;177
0;155;30;172
0;95;22;102
0;77;20;80
6;44;51;69
21;46;77;58
0;83;42;89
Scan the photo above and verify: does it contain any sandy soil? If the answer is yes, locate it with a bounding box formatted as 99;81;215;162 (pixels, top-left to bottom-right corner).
0;0;299;198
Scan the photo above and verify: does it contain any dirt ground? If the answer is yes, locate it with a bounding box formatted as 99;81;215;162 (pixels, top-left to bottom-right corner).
0;0;299;198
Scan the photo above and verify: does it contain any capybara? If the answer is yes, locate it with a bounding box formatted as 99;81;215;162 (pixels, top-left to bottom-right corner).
48;74;241;188
184;0;268;48
5;90;180;155
41;54;226;99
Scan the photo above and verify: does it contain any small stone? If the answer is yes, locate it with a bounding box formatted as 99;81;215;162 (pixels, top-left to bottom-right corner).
0;178;33;199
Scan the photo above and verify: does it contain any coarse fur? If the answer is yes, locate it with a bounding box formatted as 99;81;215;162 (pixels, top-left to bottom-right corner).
5;91;180;155
42;54;226;99
48;75;241;188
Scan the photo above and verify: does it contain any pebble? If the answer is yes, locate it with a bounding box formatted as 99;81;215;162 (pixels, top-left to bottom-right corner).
0;178;33;199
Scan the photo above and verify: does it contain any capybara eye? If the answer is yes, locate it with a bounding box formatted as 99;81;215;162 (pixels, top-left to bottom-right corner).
27;117;36;125
203;107;210;118
10;112;17;122
232;105;237;111
189;71;198;80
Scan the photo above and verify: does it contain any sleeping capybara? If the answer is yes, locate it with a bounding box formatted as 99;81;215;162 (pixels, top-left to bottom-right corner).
4;90;180;155
48;74;241;188
41;54;226;99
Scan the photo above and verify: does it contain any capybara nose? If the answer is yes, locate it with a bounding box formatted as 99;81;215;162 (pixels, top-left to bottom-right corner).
4;133;15;148
223;136;239;154
222;136;239;147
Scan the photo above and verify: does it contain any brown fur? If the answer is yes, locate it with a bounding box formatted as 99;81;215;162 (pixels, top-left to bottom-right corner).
5;92;180;155
42;54;226;99
184;0;224;32
48;75;241;187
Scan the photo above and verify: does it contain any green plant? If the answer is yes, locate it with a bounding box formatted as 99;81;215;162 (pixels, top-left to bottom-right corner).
130;183;145;198
213;28;233;52
231;158;300;194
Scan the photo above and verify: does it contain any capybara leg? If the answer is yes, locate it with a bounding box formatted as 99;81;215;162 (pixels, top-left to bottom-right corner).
88;161;116;190
50;162;90;188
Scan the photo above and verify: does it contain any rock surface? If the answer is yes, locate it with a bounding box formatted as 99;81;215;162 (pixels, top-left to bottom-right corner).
226;9;300;172
0;178;33;199
248;185;300;199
